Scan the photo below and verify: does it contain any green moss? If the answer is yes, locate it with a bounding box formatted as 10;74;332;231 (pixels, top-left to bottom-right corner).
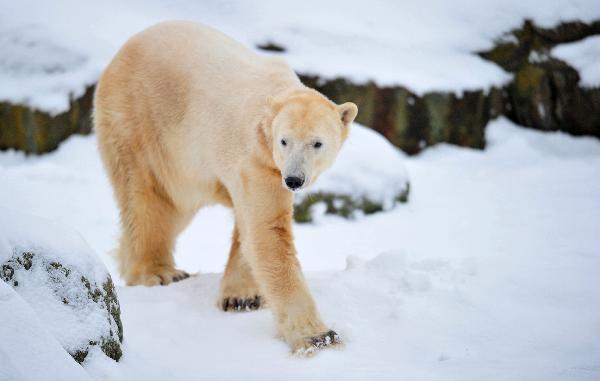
395;183;410;203
424;93;452;144
101;338;123;362
0;264;15;282
390;88;411;147
72;349;89;364
515;64;546;95
0;85;95;154
1;252;35;282
103;278;124;342
19;252;34;270
294;185;410;223
479;41;520;71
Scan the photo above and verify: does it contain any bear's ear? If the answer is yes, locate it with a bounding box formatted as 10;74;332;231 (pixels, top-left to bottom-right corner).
337;102;358;126
266;95;283;113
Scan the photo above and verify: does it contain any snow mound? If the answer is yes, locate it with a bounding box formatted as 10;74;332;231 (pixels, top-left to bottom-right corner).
0;208;123;364
552;35;600;88
295;123;409;222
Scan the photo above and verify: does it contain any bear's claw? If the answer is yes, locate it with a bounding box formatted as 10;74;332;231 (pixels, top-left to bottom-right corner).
163;270;190;285
292;330;342;356
222;295;263;312
309;330;341;349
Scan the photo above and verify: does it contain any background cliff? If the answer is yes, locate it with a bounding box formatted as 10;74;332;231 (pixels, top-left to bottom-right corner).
1;1;599;154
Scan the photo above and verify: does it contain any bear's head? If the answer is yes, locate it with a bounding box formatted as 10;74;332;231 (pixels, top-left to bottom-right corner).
266;90;358;192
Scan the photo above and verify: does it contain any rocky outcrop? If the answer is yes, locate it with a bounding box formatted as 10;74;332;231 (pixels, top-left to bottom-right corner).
0;85;94;154
300;20;600;153
480;20;600;137
299;76;503;154
0;20;598;156
294;186;409;223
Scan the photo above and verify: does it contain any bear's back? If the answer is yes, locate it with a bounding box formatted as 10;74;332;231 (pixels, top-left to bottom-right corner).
124;21;294;90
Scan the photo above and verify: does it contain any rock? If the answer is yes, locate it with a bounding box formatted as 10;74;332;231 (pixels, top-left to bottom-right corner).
0;281;95;381
0;85;94;154
256;42;286;52
479;19;600;138
0;209;123;363
298;76;492;154
294;189;409;223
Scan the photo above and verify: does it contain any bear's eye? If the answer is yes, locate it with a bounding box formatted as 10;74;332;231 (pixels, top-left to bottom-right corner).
313;141;322;149
281;139;287;146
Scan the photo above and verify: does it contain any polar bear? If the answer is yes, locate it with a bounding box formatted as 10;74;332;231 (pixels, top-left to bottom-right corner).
94;21;357;354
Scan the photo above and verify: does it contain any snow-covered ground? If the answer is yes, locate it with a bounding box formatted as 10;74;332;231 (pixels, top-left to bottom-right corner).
553;35;600;88
2;0;600;113
1;117;599;380
2;1;600;378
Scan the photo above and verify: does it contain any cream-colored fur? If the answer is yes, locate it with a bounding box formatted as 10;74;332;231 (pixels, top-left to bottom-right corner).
94;20;357;354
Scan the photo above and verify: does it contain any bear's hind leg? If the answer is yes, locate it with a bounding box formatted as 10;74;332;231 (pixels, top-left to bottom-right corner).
118;176;190;286
218;226;264;311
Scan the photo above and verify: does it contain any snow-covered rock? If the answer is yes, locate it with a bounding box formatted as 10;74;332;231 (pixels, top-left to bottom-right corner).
552;35;600;88
0;209;123;364
0;282;94;381
294;123;409;222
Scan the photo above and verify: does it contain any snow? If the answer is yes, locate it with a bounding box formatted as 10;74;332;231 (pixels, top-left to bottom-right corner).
1;117;599;380
2;1;600;378
552;35;600;88
0;208;108;284
0;282;93;381
2;0;600;113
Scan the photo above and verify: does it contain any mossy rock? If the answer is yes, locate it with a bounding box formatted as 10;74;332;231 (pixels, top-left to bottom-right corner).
299;75;491;154
0;250;123;363
0;85;94;154
294;184;409;223
479;19;600;138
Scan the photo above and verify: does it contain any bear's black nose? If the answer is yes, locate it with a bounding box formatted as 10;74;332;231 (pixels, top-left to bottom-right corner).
285;176;304;190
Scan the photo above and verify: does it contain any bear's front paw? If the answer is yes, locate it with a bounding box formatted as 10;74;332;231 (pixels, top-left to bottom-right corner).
293;330;342;356
221;295;264;312
126;266;190;286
